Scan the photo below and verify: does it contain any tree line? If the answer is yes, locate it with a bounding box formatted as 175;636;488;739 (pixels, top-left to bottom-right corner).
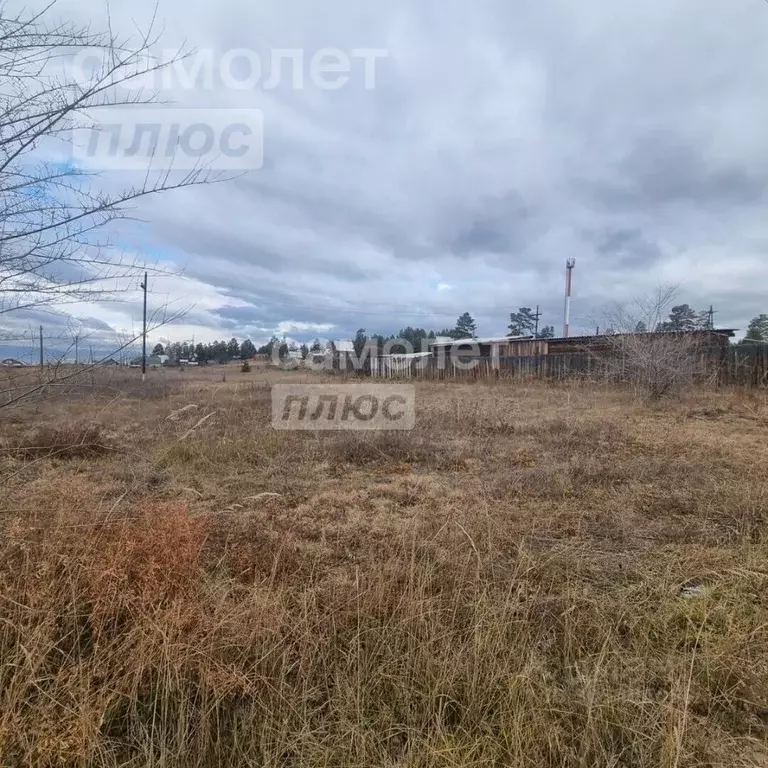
152;338;257;363
151;336;326;363
151;307;768;365
361;310;555;354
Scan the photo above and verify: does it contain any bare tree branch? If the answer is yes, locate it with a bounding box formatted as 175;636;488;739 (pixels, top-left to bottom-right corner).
0;1;221;316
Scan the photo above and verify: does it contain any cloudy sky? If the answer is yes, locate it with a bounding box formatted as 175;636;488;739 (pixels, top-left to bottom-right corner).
6;0;768;355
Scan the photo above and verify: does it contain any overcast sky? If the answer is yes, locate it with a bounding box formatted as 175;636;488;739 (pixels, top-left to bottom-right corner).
8;0;768;350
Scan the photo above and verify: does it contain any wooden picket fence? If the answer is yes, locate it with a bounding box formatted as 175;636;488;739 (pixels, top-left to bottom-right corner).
370;345;768;387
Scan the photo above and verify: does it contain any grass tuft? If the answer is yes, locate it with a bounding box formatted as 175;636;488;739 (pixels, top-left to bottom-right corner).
6;421;110;459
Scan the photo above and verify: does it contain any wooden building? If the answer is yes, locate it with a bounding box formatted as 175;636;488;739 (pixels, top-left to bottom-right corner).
428;336;548;367
499;329;736;357
425;329;737;372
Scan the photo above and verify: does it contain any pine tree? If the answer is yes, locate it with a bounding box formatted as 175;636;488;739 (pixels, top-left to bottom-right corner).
454;312;477;339
353;328;368;357
743;314;768;344
508;307;538;336
226;338;240;360
258;335;280;356
657;304;698;332
212;340;227;363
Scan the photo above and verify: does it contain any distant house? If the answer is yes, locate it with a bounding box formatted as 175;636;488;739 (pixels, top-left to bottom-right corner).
129;355;163;368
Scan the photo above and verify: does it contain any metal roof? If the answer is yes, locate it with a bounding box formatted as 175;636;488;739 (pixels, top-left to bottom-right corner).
545;328;737;343
332;340;355;352
429;335;531;347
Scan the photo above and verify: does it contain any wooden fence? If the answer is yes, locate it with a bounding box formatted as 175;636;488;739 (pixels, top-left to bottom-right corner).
370;345;768;387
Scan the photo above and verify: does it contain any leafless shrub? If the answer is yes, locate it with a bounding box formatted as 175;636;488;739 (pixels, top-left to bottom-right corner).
601;332;716;398
592;285;718;398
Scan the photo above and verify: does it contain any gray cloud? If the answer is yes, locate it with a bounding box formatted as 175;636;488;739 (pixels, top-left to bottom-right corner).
584;132;768;214
4;0;767;347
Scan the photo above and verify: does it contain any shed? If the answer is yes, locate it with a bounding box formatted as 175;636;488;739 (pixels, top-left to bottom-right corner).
429;336;540;365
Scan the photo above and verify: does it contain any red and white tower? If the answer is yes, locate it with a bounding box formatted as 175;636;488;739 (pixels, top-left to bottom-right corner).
563;258;575;338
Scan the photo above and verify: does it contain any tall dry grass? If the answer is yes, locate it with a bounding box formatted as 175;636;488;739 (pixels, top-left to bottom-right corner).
0;368;767;766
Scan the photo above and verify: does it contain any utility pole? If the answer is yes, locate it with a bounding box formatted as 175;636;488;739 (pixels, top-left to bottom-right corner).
706;305;716;330
74;334;78;365
140;272;148;383
39;325;43;368
563;258;576;338
533;305;541;338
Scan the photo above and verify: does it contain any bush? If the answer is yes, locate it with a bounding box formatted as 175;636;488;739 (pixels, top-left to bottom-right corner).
596;333;712;399
241;360;251;373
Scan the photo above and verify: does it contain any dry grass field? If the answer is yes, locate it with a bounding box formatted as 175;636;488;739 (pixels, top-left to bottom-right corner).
1;365;767;766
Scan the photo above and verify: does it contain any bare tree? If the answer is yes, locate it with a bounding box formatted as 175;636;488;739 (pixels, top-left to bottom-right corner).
0;2;217;317
593;285;717;398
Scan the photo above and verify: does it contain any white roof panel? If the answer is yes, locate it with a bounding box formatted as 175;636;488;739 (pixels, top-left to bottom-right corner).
429;335;532;347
